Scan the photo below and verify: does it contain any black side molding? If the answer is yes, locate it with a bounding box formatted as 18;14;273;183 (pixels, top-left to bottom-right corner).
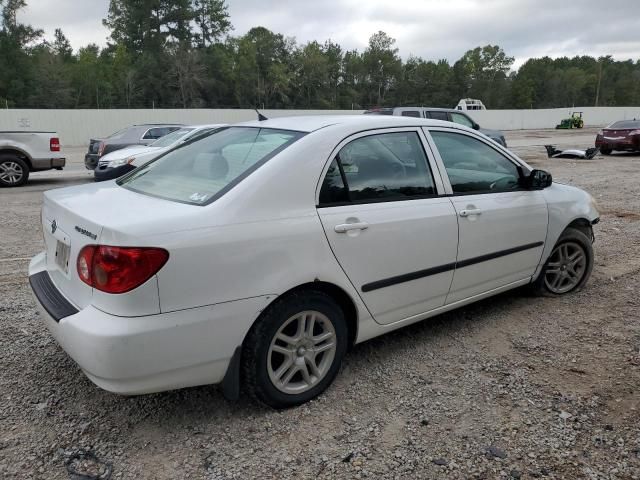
29;271;78;322
362;262;456;293
361;241;544;293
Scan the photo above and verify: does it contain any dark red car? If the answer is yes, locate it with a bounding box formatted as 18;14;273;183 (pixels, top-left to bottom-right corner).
595;120;640;155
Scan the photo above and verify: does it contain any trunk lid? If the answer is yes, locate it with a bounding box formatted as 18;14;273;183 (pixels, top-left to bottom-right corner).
603;129;631;139
42;182;202;309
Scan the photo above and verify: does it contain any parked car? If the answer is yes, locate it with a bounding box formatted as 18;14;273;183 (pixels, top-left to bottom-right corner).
595;119;640;154
363;107;507;147
94;124;226;181
84;124;183;170
29;116;598;408
0;131;65;187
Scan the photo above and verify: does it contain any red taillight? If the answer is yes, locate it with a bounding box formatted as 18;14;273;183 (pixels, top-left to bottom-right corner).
77;245;169;294
50;137;60;152
98;141;105;156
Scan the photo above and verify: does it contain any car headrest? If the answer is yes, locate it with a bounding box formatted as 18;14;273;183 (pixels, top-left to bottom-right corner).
193;152;229;180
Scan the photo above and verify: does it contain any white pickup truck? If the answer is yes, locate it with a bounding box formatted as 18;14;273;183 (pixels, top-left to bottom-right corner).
0;131;66;187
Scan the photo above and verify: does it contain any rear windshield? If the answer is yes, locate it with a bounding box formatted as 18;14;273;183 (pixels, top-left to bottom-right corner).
117;127;304;205
150;127;195;147
608;120;640;129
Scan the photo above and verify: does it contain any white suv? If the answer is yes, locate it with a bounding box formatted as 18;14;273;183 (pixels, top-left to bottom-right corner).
29;116;598;408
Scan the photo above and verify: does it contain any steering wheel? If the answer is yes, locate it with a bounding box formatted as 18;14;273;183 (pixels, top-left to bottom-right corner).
489;176;517;190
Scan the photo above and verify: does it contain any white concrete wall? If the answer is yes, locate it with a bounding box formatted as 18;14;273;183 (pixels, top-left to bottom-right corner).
1;106;640;146
0;109;364;146
467;106;640;131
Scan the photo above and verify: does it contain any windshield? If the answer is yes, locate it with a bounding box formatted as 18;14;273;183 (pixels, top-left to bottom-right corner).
118;127;304;205
608;120;640;129
150;128;195;147
107;127;131;140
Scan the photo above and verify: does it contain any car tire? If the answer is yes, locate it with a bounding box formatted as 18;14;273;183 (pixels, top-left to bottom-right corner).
0;154;29;187
600;147;612;155
531;227;593;296
242;290;348;408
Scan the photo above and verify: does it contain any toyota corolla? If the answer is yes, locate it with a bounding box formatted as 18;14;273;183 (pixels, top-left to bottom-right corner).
29;116;599;408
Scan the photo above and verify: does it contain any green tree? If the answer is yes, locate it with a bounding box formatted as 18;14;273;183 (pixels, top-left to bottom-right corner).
192;0;231;48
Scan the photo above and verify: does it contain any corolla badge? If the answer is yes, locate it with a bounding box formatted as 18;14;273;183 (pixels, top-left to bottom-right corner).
51;220;57;234
75;226;98;240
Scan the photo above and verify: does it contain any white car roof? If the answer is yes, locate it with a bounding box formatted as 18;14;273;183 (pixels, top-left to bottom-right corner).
235;115;453;133
186;124;227;130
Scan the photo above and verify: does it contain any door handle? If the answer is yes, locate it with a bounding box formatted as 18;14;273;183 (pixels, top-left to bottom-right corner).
334;222;369;233
459;208;482;217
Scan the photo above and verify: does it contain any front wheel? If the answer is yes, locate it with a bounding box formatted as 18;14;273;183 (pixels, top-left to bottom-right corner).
0;155;29;187
532;227;593;296
242;290;348;408
600;147;612;155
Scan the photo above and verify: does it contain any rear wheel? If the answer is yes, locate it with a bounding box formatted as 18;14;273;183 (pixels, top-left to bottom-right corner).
532;227;593;296
242;290;348;408
600;147;612;155
0;154;29;187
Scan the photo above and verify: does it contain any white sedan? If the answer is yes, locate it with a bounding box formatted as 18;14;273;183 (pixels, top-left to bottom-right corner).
29;115;598;408
93;124;225;181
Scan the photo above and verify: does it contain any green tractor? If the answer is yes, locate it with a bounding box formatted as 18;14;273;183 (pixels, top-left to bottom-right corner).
556;112;584;129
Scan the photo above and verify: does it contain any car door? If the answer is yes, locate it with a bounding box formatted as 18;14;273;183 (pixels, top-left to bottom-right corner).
316;129;459;325
425;128;548;304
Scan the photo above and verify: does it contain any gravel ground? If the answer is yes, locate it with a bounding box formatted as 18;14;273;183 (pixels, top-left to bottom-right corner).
1;129;639;479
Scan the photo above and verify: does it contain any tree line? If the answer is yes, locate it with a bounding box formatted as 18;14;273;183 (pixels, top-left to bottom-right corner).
1;0;639;110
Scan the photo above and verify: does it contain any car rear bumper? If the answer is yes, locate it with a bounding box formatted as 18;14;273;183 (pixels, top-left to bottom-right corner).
84;154;99;170
28;251;271;395
31;157;66;170
94;163;135;182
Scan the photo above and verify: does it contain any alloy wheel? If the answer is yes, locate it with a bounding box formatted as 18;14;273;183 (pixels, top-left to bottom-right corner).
267;310;337;394
544;241;587;294
0;161;24;184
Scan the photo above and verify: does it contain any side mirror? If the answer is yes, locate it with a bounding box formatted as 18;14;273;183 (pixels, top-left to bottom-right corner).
526;169;553;189
472;122;480;130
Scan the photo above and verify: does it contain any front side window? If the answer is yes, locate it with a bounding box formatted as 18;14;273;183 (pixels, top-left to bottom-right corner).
401;110;421;118
430;131;521;194
119;127;303;205
450;113;474;128
319;131;435;205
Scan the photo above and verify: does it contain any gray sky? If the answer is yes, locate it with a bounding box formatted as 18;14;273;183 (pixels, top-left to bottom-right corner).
19;0;640;69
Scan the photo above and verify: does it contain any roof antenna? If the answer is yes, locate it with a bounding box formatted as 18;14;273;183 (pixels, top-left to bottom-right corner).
255;109;268;121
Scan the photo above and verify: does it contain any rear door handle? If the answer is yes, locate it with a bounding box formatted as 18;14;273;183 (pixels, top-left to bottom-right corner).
334;222;369;233
459;208;482;217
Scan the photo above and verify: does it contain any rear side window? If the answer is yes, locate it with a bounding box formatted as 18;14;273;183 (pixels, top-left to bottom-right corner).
119;127;304;205
319;131;435;205
427;111;449;121
401;110;421;118
143;127;180;140
431;131;520;194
